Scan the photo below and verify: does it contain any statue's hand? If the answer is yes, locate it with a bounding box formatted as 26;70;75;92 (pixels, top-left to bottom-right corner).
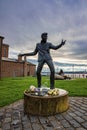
18;53;24;56
61;39;66;45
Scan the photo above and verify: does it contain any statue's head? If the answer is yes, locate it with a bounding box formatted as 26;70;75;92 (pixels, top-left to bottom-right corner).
41;32;48;43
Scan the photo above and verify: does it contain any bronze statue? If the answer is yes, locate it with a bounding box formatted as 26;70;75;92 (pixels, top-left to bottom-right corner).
19;33;66;89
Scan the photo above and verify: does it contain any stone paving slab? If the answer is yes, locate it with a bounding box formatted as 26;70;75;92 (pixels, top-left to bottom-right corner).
0;97;87;130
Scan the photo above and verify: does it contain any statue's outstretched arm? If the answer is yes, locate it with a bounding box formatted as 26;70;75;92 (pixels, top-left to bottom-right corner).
19;46;38;57
50;39;66;50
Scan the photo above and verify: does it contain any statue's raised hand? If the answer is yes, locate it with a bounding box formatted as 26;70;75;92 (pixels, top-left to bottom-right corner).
18;53;24;56
61;39;66;45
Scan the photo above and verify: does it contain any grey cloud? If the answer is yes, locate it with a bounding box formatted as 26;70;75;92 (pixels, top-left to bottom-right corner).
0;0;87;64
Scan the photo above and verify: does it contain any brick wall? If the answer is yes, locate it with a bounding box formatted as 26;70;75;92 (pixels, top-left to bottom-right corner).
27;64;36;76
1;60;36;78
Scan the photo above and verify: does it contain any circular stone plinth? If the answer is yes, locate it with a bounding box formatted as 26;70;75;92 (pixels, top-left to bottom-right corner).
24;89;69;116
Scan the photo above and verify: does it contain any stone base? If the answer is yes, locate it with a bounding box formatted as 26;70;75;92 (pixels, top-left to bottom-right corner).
24;89;69;116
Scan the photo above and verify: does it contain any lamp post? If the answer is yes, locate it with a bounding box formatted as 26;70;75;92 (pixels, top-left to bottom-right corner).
72;64;74;79
0;36;4;80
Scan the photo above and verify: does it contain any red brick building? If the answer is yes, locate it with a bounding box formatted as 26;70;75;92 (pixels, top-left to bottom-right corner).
0;36;36;78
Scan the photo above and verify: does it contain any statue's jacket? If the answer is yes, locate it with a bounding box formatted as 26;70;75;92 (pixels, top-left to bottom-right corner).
28;42;63;62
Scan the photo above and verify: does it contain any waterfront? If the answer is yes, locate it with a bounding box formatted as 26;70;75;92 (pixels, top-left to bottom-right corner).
42;71;87;79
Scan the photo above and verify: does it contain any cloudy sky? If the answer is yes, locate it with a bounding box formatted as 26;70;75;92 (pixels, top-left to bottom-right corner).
0;0;87;64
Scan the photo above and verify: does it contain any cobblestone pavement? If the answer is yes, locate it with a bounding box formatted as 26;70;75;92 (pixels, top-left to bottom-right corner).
0;97;87;130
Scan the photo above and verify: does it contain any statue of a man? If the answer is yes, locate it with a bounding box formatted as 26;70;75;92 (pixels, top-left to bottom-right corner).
19;33;66;89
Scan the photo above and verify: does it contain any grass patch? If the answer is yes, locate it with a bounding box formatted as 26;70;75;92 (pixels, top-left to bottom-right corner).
0;76;87;107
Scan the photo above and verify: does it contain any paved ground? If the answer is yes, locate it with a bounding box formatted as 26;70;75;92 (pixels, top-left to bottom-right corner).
0;97;87;130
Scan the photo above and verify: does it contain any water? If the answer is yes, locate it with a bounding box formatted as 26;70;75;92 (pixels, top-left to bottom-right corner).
41;72;87;78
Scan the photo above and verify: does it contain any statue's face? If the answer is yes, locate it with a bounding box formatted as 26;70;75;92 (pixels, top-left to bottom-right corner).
42;35;47;42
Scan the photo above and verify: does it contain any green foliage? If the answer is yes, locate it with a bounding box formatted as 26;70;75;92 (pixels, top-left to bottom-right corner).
0;76;87;107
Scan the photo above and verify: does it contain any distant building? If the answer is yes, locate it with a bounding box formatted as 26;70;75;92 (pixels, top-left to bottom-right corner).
0;36;36;78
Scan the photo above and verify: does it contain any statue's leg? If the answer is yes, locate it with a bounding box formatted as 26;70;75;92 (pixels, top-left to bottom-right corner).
36;61;44;88
46;60;55;89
